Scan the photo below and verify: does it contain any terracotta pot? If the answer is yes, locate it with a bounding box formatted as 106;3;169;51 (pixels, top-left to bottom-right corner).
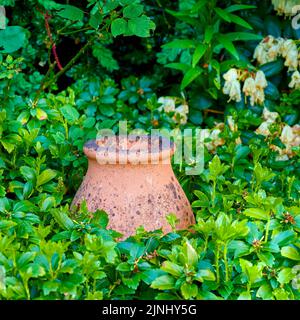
72;135;195;238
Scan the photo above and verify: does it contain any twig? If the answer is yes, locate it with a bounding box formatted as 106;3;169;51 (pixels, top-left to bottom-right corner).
204;109;225;115
43;39;93;90
33;62;56;106
37;7;63;71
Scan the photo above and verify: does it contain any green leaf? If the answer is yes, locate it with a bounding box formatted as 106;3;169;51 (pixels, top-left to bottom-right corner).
180;67;203;90
0;220;16;230
41;197;56;211
180;282;198;299
0;26;26;53
17;252;36;269
277;268;294;284
217;34;239;60
264;16;281;38
259;59;284;78
214;8;232;23
225;32;263;41
243;208;269;221
141;269;166;285
161;261;183;277
89;12;102;29
20;166;36;182
228;13;253;30
204;25;214;43
257;252;274;267
256;284;272;300
60;105;80;123
57;5;84;21
191;0;207;13
234;145;250;161
182;240;198;268
281;246;300;261
51;208;75;230
43;280;60;295
92;44;119;71
92;210;109;228
17;111;30;125
239;259;263;284
208;155;229;180
151;275;175;290
127;15;155;37
192;191;209;207
1;140;14;153
225;4;256;13
163;39;196;49
37;169;57;187
192;43;208;68
111;18;127;37
123;4;143;19
253;163;275;184
272;230;296;247
238;291;251;300
265;81;280;100
116;262;132;272
36;108;48;120
195;269;216;282
165;63;190;72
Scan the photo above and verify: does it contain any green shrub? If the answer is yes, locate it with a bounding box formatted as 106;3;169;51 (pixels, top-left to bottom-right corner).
0;0;299;300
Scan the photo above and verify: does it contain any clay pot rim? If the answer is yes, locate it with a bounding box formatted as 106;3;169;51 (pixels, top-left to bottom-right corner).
83;135;175;164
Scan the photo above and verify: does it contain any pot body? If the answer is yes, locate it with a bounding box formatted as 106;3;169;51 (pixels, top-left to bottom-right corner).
72;159;195;238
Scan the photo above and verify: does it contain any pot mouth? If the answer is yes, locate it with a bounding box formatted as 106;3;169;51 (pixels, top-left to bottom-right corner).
83;135;175;164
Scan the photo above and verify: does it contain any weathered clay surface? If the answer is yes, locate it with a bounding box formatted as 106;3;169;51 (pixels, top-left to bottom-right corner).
72;136;195;238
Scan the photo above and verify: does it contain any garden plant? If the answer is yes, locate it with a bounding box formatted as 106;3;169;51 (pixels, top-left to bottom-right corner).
0;0;299;300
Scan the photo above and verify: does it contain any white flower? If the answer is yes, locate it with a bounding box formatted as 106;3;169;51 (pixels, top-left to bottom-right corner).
254;43;269;65
223;69;242;102
256;121;272;136
255;107;279;137
253;89;266;106
227;116;242;144
272;0;298;17
175;104;189;114
256;107;279;136
289;70;300;89
276;124;300;158
292;124;300;135
262;107;279;122
223;68;238;81
211;129;225;148
202;125;226;152
269;38;285;60
157;97;176;112
227;116;238;132
201;129;211;140
241;71;268;106
173;112;187;125
255;71;268;89
223;79;242;102
254;36;299;72
276;154;290;161
172;104;189;125
253;36;284;64
281;39;298;71
280;124;294;145
242;77;256;97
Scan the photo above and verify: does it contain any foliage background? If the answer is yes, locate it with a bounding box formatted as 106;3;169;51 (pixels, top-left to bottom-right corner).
0;0;299;300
